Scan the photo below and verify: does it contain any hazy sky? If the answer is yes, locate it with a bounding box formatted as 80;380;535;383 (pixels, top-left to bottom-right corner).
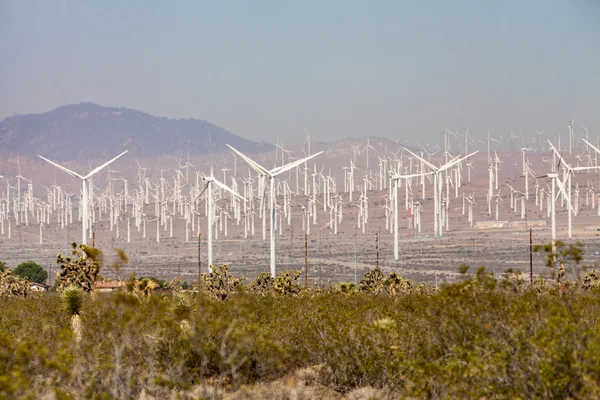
0;0;598;146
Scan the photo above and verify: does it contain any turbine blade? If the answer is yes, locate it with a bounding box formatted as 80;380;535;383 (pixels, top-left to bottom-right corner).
38;155;84;180
213;178;245;201
555;177;575;214
439;151;479;172
226;144;268;175
404;148;439;172
391;172;434;180
271;151;324;176
583;139;600;157
85;150;128;179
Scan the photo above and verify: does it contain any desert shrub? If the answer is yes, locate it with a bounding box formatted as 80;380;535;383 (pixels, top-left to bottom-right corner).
534;240;584;279
4;262;600;398
125;275;158;301
501;268;529;293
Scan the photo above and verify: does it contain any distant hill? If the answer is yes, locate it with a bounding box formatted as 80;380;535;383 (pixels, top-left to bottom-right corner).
0;103;273;161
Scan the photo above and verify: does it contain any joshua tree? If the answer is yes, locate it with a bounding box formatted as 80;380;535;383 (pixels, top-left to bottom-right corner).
198;265;243;301
0;269;30;297
55;242;103;292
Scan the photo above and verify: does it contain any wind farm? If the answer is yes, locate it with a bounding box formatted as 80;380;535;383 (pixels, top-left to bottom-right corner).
1;106;600;286
3;1;600;397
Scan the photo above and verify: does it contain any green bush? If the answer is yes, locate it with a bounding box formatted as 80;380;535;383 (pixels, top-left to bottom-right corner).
14;261;47;284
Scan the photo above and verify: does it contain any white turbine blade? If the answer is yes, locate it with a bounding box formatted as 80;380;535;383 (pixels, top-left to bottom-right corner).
38;155;84;180
439;151;479;172
271;151;324;176
555;176;575;214
583;139;600;157
226;144;268;175
547;140;570;170
260;179;268;212
404;148;439;172
572;166;600;173
85;150;128;179
213;178;245;201
391;171;434;180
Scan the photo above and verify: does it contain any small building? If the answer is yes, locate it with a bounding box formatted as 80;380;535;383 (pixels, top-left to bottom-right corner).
509;220;547;228
30;282;49;292
475;221;509;229
95;281;124;292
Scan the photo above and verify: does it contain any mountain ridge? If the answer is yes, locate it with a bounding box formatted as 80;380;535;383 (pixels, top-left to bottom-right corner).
0;103;273;161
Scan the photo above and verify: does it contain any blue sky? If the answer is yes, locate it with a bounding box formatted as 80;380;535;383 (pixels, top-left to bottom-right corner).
0;0;598;146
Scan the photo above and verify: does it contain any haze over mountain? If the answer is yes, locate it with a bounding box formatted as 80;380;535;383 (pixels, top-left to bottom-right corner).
0;103;274;161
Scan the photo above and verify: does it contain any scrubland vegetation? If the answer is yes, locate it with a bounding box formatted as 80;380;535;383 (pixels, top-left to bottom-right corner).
1;242;600;398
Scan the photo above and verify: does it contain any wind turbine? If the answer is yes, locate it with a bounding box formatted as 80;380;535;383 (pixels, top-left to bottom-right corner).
227;144;323;277
38;151;128;245
548;139;599;238
195;170;245;272
405;149;479;238
536;170;571;255
389;171;433;260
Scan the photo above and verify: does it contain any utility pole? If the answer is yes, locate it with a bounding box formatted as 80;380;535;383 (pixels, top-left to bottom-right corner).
375;231;379;269
354;226;358;284
304;232;308;287
198;233;201;282
529;228;533;287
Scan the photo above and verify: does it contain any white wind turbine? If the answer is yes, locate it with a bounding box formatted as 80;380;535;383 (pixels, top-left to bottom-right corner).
548;140;599;238
227;144;323;277
389;171;433;260
405;149;479;238
196;170;245;272
536;170;571;255
38;151;128;245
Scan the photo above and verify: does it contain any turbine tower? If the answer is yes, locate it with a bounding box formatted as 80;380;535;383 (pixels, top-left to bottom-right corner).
196;170;245;272
38;151;128;245
227;144;323;277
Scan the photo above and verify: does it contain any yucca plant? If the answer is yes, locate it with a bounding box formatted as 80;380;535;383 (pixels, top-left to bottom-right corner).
61;286;84;342
338;282;357;294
